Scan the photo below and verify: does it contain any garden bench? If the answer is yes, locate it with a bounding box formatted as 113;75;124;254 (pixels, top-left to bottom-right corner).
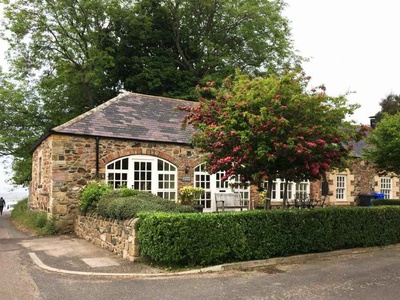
215;192;248;212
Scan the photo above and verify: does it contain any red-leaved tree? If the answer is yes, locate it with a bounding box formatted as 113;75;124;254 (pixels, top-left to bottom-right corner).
180;71;366;208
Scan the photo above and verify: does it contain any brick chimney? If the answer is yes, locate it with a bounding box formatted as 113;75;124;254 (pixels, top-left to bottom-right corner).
369;116;376;129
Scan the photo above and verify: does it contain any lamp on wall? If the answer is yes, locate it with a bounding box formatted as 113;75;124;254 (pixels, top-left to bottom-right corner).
185;165;190;174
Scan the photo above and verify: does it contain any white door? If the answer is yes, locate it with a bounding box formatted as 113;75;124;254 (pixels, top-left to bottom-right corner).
194;164;250;212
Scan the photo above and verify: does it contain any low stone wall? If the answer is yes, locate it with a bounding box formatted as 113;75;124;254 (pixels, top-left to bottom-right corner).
74;213;140;261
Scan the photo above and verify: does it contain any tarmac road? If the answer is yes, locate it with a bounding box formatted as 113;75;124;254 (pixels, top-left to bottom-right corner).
0;211;41;300
3;210;400;299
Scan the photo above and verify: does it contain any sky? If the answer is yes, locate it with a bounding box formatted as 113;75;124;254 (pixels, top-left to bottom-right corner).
1;1;400;194
284;0;400;126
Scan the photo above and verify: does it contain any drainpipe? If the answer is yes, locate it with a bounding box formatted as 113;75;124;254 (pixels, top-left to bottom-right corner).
95;136;100;179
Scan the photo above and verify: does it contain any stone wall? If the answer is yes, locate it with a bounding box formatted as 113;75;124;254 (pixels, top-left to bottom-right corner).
74;214;141;261
324;159;398;205
30;135;53;213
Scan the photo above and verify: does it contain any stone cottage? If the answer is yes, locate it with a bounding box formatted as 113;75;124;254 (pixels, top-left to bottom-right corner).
30;92;253;232
30;92;399;232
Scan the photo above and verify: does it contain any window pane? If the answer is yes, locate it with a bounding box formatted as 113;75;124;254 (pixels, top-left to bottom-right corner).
122;158;129;169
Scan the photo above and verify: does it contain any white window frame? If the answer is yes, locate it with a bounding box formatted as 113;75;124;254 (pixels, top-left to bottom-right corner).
380;177;392;199
105;155;177;201
336;175;346;200
264;179;309;201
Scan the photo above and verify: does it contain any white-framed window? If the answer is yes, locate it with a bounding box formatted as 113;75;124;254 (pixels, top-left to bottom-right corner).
264;179;309;201
280;182;294;200
295;182;308;200
194;164;212;209
107;157;129;188
336;175;346;200
380;177;392;199
106;155;177;200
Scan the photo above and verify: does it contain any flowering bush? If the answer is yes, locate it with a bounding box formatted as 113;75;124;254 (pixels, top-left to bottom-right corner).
178;186;205;206
258;190;268;205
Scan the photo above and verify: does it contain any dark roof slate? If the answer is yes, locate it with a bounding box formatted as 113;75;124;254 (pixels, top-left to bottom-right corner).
52;92;196;144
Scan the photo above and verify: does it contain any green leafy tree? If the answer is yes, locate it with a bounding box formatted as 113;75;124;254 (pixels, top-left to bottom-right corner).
1;0;128;127
180;71;365;207
0;0;299;186
0;70;45;185
364;113;400;174
0;0;129;184
112;0;300;99
373;94;400;125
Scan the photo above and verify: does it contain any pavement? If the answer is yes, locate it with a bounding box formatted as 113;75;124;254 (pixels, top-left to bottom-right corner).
4;211;400;278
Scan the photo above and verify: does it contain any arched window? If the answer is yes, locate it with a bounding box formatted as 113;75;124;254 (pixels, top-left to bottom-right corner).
106;155;177;200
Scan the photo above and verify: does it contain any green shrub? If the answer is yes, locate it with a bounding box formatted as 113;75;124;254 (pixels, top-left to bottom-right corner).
137;212;249;266
118;187;139;197
137;206;400;267
34;212;48;228
96;190;195;220
79;182;113;215
372;199;400;206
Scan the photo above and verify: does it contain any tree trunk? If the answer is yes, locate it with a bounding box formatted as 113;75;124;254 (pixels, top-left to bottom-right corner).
264;178;273;210
282;180;288;209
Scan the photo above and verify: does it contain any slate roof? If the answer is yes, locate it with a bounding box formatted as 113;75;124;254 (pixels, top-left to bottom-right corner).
51;92;197;144
349;139;368;158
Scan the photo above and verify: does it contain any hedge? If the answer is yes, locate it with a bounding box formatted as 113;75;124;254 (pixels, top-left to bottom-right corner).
372;199;400;206
137;206;400;267
95;190;196;220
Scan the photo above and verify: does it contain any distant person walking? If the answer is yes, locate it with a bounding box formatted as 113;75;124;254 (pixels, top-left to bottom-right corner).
0;197;5;215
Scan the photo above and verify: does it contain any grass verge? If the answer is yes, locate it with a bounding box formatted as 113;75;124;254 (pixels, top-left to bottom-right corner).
11;198;58;236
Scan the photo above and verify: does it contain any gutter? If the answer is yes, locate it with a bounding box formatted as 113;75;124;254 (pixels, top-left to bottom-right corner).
95;136;100;179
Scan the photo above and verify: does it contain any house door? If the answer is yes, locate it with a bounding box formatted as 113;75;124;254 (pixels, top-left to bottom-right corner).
194;164;250;212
